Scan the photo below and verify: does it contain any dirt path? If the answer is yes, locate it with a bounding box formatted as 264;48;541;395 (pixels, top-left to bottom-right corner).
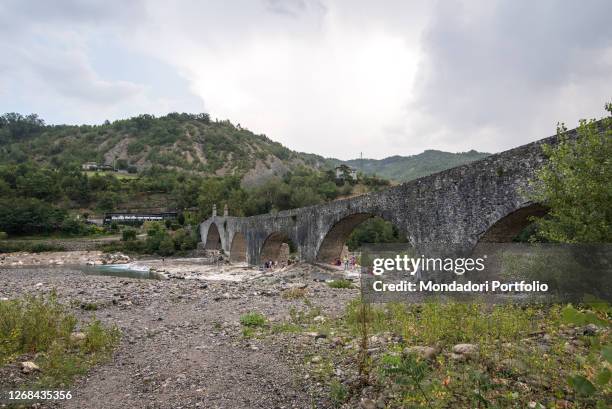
0;262;357;408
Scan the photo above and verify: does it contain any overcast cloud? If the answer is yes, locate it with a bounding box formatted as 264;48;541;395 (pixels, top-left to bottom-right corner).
0;0;610;159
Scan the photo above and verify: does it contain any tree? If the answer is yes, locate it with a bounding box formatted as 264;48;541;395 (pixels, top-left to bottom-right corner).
122;229;137;241
0;197;67;235
347;217;404;250
529;104;611;243
158;236;175;256
96;192;119;212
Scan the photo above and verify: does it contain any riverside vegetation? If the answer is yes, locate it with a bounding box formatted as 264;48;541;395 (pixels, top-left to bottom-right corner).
0;292;120;389
245;297;610;408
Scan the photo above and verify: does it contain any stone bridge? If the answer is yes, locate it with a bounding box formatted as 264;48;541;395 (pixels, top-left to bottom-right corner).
199;128;578;266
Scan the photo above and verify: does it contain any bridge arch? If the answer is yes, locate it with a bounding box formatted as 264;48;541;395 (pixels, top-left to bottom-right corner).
316;212;409;264
204;223;222;250
260;232;294;264
229;232;247;263
478;203;547;243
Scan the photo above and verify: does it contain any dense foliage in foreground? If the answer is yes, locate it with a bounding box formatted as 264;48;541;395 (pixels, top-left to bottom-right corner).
529;104;612;243
250;294;611;408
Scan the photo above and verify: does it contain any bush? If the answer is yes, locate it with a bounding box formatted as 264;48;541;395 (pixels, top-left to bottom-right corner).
121;228;137;241
239;312;267;327
158;236;175;256
529;107;612;243
60;217;86;235
327;279;353;289
173;228;198;251
329;379;348;408
0;231;7;240
0;197;67;235
144;221;165;237
0;293;120;387
0;241;65;254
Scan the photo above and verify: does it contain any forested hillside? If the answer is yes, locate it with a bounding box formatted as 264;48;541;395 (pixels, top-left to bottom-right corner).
0;112;490;184
339;149;489;182
0;112;329;185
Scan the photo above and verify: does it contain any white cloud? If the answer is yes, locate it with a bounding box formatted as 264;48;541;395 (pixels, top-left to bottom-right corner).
0;0;610;158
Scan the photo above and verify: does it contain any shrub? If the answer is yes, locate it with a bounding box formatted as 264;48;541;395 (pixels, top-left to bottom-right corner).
158;236;175;256
282;287;308;299
529;106;612;243
121;228;137;241
0;241;65;253
329;379;348;408
172;228;197;251
239;312;267;327
0;231;7;240
327;279;353;289
0;197;67;235
145;221;165;237
0;293;119;387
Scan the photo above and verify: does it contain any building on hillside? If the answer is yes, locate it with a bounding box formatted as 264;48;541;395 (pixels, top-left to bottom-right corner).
335;164;357;181
81;162;116;172
81;162;99;171
103;212;178;225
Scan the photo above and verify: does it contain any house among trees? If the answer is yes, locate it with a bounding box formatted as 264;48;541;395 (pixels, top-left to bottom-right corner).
335;164;357;181
81;162;116;172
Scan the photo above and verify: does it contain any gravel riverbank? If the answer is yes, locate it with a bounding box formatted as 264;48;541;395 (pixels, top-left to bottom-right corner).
0;259;357;408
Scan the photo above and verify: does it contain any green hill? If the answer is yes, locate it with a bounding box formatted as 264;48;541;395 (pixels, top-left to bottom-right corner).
336;149;490;182
0;112;329;187
0;112;489;185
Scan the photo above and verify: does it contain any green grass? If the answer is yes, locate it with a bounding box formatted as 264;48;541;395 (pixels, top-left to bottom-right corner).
239;312;267;328
333;299;612;408
0;293;120;387
271;322;302;334
327;279;354;289
329;379;349;408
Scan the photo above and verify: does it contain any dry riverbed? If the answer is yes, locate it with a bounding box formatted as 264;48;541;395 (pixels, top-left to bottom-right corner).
0;257;358;408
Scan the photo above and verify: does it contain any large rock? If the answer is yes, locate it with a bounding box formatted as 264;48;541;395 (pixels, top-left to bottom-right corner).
70;332;87;342
452;343;479;359
403;346;438;360
21;361;40;373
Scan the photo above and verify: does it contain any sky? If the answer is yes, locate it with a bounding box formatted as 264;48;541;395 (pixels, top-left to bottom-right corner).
1;0;611;160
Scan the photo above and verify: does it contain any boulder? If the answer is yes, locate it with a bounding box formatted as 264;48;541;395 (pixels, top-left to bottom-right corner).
452;343;479;358
70;332;87;342
403;345;438;360
21;361;40;373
